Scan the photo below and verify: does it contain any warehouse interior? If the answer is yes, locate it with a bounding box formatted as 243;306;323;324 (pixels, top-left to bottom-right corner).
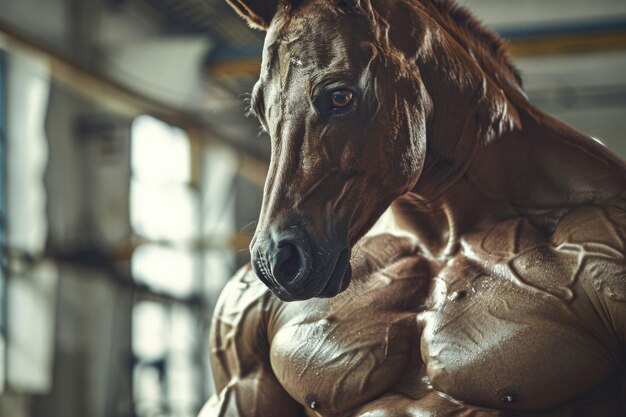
0;0;625;416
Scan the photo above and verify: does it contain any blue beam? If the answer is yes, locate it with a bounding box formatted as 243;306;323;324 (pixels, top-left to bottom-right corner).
497;17;626;40
207;17;626;64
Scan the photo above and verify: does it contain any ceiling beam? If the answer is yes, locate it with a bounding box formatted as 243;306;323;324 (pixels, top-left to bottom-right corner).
0;18;269;185
207;20;626;79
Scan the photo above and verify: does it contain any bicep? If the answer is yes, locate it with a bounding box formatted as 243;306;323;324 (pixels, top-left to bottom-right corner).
205;265;303;416
200;370;303;417
553;207;626;350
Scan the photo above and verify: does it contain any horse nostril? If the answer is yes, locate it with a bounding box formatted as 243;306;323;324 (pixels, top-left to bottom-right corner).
273;242;303;284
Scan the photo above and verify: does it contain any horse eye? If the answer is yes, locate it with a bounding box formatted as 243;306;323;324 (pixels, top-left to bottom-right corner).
330;90;353;109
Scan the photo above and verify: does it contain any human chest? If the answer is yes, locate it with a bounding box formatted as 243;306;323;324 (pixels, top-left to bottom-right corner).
268;253;429;416
419;219;617;412
267;220;618;415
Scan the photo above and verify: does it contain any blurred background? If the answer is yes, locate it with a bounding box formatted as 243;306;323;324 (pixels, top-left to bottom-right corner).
0;0;624;416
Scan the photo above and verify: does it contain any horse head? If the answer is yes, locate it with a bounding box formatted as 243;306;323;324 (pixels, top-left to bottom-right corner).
230;0;432;301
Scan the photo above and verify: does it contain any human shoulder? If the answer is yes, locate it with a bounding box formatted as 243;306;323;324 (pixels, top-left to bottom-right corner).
551;203;625;258
552;204;626;341
207;265;305;416
214;264;275;322
211;265;276;371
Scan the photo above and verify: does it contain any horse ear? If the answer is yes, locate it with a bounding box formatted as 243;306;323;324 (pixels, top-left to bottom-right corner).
227;0;280;30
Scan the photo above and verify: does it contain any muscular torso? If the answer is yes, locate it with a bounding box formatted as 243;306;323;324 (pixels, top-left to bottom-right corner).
205;205;626;417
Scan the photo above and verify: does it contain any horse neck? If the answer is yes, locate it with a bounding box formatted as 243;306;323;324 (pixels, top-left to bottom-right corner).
399;2;522;194
393;96;626;259
391;18;626;259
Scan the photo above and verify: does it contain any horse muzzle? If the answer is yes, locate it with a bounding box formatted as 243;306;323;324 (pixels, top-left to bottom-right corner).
250;220;352;301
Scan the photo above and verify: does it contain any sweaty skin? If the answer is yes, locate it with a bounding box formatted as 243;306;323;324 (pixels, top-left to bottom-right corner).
200;0;626;415
204;216;626;416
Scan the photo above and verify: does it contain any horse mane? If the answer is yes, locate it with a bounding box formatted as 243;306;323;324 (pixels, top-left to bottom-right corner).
283;0;523;86
429;0;522;85
315;0;522;87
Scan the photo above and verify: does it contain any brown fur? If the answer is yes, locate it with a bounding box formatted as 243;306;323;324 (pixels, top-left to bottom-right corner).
204;0;626;415
281;0;522;85
429;0;522;84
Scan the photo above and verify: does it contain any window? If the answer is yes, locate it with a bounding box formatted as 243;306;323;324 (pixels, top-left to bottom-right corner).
0;50;6;394
3;51;54;395
130;115;203;417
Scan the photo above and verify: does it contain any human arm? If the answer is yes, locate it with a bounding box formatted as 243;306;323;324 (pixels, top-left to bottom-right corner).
199;266;304;417
552;204;626;414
